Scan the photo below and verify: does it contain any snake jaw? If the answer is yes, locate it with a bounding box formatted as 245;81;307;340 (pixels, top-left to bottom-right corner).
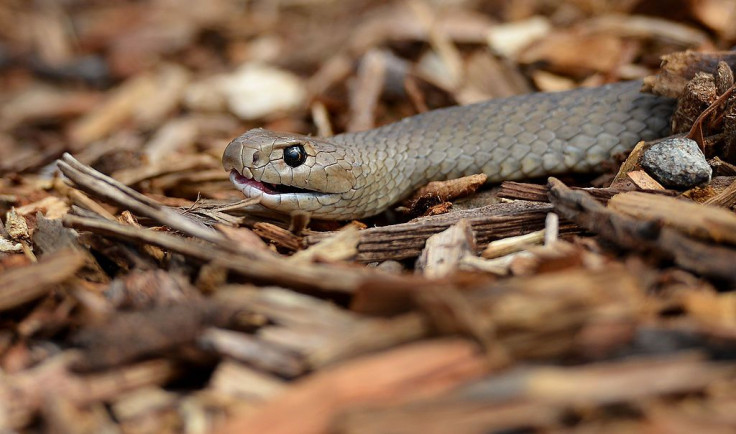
229;169;277;195
229;169;325;196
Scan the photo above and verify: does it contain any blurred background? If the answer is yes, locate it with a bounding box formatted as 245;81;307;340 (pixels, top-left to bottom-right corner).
0;0;733;202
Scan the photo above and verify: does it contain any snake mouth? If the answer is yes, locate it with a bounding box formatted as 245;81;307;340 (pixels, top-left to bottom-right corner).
229;170;319;195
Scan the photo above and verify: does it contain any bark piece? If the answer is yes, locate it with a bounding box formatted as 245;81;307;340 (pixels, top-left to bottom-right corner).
0;354;176;430
0;249;85;312
71;301;232;370
416;219;476;278
57;153;223;245
518;31;624;76
497;181;550;202
308;201;579;262
611;140;648;186
627;170;665;190
549;178;736;282
481;228;545;259
608;191;736;245
62;214;413;294
68;74;157;148
401;174;488;216
252;222;303;251
209;360;287;401
199;328;305;377
498;180;676;204
704;177;736;208
347;49;387;132
643;51;736;98
334;399;560;434
289;225;359;263
461;354;724;405
334;355;724;434
673;72;717;134
218;339;486;434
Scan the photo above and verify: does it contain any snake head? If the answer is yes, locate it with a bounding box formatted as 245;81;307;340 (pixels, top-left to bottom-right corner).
222;128;358;217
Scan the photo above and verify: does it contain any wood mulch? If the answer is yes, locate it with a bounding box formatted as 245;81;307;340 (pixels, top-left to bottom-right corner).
2;1;736;432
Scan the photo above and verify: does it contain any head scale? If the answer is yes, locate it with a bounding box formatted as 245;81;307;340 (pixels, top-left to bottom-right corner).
222;128;359;218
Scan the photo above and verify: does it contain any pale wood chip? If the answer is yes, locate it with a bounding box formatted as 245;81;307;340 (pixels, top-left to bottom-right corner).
481;228;545;259
611;140;648;185
416;219;476;278
289;225;359;263
347;49;387;132
627;169;665;190
209;360;287;401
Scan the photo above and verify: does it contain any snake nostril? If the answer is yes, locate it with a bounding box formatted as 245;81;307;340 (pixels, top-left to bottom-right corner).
252;151;261;165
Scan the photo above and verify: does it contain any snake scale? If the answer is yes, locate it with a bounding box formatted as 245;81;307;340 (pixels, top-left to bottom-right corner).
223;80;675;219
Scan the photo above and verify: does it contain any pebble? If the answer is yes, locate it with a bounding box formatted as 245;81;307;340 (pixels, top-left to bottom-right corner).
640;137;712;189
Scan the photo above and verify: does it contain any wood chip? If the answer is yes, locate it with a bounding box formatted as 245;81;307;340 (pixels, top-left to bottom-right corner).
481;228;545;259
289;225;359;263
627;169;665;190
401;173;487;216
6;3;736;432
608;191;736;245
416;219;476;278
0;249;85;311
347;49;387;132
68;74;157;148
218;339;486;434
308;201;579;262
704;177;736;208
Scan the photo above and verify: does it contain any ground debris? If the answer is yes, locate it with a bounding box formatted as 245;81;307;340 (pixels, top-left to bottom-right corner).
399;173;488;217
4;1;736;433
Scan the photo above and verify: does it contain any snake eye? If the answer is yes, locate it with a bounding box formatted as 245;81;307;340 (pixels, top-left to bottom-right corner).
283;144;307;167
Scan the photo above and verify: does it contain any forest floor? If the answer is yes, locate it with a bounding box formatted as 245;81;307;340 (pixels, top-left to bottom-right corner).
2;0;736;432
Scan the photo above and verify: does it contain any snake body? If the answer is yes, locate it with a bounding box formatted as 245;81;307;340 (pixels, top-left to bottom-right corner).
223;81;674;219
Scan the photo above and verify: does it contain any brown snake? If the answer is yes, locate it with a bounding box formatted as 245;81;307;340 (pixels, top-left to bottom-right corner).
223;81;674;219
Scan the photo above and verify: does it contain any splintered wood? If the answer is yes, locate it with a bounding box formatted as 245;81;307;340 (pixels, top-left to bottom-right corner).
4;1;736;433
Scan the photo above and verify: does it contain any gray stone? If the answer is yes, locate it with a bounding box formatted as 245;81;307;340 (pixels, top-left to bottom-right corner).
641;137;712;189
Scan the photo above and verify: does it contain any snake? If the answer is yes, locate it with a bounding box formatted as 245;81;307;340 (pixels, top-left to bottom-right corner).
222;80;674;220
